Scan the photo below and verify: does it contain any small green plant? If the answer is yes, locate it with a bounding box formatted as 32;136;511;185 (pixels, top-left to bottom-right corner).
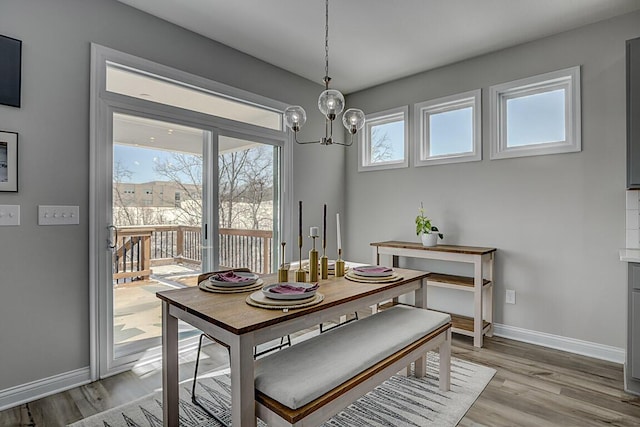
415;203;443;239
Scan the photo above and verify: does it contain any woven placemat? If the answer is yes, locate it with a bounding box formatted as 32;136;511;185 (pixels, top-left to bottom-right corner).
344;273;404;284
246;291;324;310
199;279;264;293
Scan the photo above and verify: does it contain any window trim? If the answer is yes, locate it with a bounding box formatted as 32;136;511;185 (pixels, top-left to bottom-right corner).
490;66;581;160
414;89;481;167
358;106;409;172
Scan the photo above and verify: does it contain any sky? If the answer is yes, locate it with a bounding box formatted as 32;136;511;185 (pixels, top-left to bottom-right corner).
114;144;196;183
370;88;565;161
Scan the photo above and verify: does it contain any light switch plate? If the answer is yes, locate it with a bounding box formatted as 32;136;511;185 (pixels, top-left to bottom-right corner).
38;205;80;225
0;205;20;226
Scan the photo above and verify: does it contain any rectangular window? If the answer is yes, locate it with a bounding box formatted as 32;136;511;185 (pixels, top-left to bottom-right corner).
359;106;409;171
106;62;282;131
490;66;581;159
414;90;481;166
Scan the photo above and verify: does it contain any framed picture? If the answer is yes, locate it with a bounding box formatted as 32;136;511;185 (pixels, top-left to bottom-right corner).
0;35;22;107
0;131;18;192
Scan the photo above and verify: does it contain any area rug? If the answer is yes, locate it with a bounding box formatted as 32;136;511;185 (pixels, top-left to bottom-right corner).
69;353;495;427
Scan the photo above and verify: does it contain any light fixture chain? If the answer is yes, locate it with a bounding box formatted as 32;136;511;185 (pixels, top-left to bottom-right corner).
324;0;329;86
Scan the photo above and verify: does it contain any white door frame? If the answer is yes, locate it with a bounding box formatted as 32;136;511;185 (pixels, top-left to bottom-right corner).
89;44;292;380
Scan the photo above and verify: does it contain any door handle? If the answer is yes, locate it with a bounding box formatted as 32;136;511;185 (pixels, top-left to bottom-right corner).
107;225;117;250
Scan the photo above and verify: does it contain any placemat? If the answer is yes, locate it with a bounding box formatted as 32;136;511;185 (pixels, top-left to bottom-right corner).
199;279;264;293
246;291;324;310
345;272;404;284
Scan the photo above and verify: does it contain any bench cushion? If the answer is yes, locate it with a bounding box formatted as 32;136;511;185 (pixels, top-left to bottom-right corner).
254;305;451;410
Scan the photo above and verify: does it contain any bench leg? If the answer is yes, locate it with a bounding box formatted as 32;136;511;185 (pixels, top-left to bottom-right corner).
439;329;451;392
414;354;426;378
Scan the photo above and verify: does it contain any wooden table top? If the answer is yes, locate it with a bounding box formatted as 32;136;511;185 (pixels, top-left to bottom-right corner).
156;267;429;335
371;240;496;255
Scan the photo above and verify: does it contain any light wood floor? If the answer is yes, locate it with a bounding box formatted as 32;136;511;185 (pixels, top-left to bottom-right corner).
1;332;640;426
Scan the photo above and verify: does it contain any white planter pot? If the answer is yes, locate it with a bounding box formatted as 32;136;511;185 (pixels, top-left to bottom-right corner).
420;233;438;247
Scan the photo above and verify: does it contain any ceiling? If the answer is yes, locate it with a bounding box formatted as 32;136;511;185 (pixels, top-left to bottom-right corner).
116;0;640;94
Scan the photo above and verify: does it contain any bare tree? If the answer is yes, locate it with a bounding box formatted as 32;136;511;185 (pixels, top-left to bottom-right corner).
239;146;273;230
371;128;395;163
218;150;250;228
153;153;203;226
113;161;137;226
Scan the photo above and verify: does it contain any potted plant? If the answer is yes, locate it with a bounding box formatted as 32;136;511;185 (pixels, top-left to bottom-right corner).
415;203;443;247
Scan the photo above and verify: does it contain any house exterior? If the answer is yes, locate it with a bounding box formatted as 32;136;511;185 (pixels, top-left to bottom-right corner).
1;0;640;411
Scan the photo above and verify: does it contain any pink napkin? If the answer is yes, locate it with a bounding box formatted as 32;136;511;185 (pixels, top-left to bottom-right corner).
269;283;319;294
353;266;392;274
212;271;252;283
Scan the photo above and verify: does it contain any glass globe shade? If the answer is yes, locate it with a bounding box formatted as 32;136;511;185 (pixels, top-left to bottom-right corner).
342;108;366;134
318;89;345;118
283;106;307;131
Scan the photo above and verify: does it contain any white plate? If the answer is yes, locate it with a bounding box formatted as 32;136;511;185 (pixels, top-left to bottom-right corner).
262;282;318;300
350;265;394;277
208;272;259;287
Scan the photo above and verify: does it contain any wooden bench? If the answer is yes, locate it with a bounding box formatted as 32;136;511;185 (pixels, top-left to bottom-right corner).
254;305;452;426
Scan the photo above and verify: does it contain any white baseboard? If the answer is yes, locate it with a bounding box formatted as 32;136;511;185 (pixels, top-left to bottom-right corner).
493;323;625;364
0;367;91;412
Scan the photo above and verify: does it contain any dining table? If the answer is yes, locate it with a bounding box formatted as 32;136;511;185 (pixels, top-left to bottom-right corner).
157;266;431;427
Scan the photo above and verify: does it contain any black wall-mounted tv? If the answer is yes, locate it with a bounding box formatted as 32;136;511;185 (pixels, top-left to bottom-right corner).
0;35;22;108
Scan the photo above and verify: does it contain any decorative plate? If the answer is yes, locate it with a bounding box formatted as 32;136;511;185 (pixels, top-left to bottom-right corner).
262;282;318;300
350;265;395;278
208;272;259;288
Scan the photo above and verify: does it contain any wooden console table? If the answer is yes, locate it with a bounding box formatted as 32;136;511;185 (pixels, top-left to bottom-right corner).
371;241;496;348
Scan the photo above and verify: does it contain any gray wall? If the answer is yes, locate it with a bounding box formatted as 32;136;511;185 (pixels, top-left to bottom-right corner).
0;0;344;390
344;11;640;349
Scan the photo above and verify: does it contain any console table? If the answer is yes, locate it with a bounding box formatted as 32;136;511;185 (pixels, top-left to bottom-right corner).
371;241;496;348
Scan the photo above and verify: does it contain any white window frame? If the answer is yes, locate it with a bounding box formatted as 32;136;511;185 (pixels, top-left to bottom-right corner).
414;89;481;167
490;66;581;160
359;106;409;172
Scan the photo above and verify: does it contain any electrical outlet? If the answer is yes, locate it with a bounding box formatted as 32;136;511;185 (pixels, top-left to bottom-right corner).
38;205;80;225
506;289;516;304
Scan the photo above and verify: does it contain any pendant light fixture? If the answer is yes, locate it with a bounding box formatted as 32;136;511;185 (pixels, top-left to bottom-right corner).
283;0;365;146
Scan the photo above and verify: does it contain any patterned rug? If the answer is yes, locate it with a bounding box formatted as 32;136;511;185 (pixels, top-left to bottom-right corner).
69;353;495;427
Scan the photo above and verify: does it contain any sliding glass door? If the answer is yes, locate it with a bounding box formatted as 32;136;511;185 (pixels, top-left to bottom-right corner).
91;45;290;379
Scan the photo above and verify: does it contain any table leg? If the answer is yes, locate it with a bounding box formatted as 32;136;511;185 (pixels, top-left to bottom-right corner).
230;334;256;427
162;301;179;426
474;258;484;347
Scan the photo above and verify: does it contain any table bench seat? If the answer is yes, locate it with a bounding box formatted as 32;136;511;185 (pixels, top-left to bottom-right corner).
255;305;452;426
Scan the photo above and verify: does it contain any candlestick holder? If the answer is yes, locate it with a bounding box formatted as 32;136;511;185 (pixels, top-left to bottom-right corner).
309;235;319;282
335;248;345;277
321;244;328;279
278;242;289;282
296;236;306;282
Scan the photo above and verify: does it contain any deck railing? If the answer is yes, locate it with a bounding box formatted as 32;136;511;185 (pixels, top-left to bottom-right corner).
113;225;273;282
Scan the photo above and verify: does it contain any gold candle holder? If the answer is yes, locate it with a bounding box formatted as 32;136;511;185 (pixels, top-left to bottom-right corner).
335;248;345;277
321;254;329;279
309;251;319;282
278;242;289;282
309;234;319;282
296;236;306;282
278;268;289;282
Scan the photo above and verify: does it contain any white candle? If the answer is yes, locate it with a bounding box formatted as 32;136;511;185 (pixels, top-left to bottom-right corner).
336;213;342;250
310;226;319;237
